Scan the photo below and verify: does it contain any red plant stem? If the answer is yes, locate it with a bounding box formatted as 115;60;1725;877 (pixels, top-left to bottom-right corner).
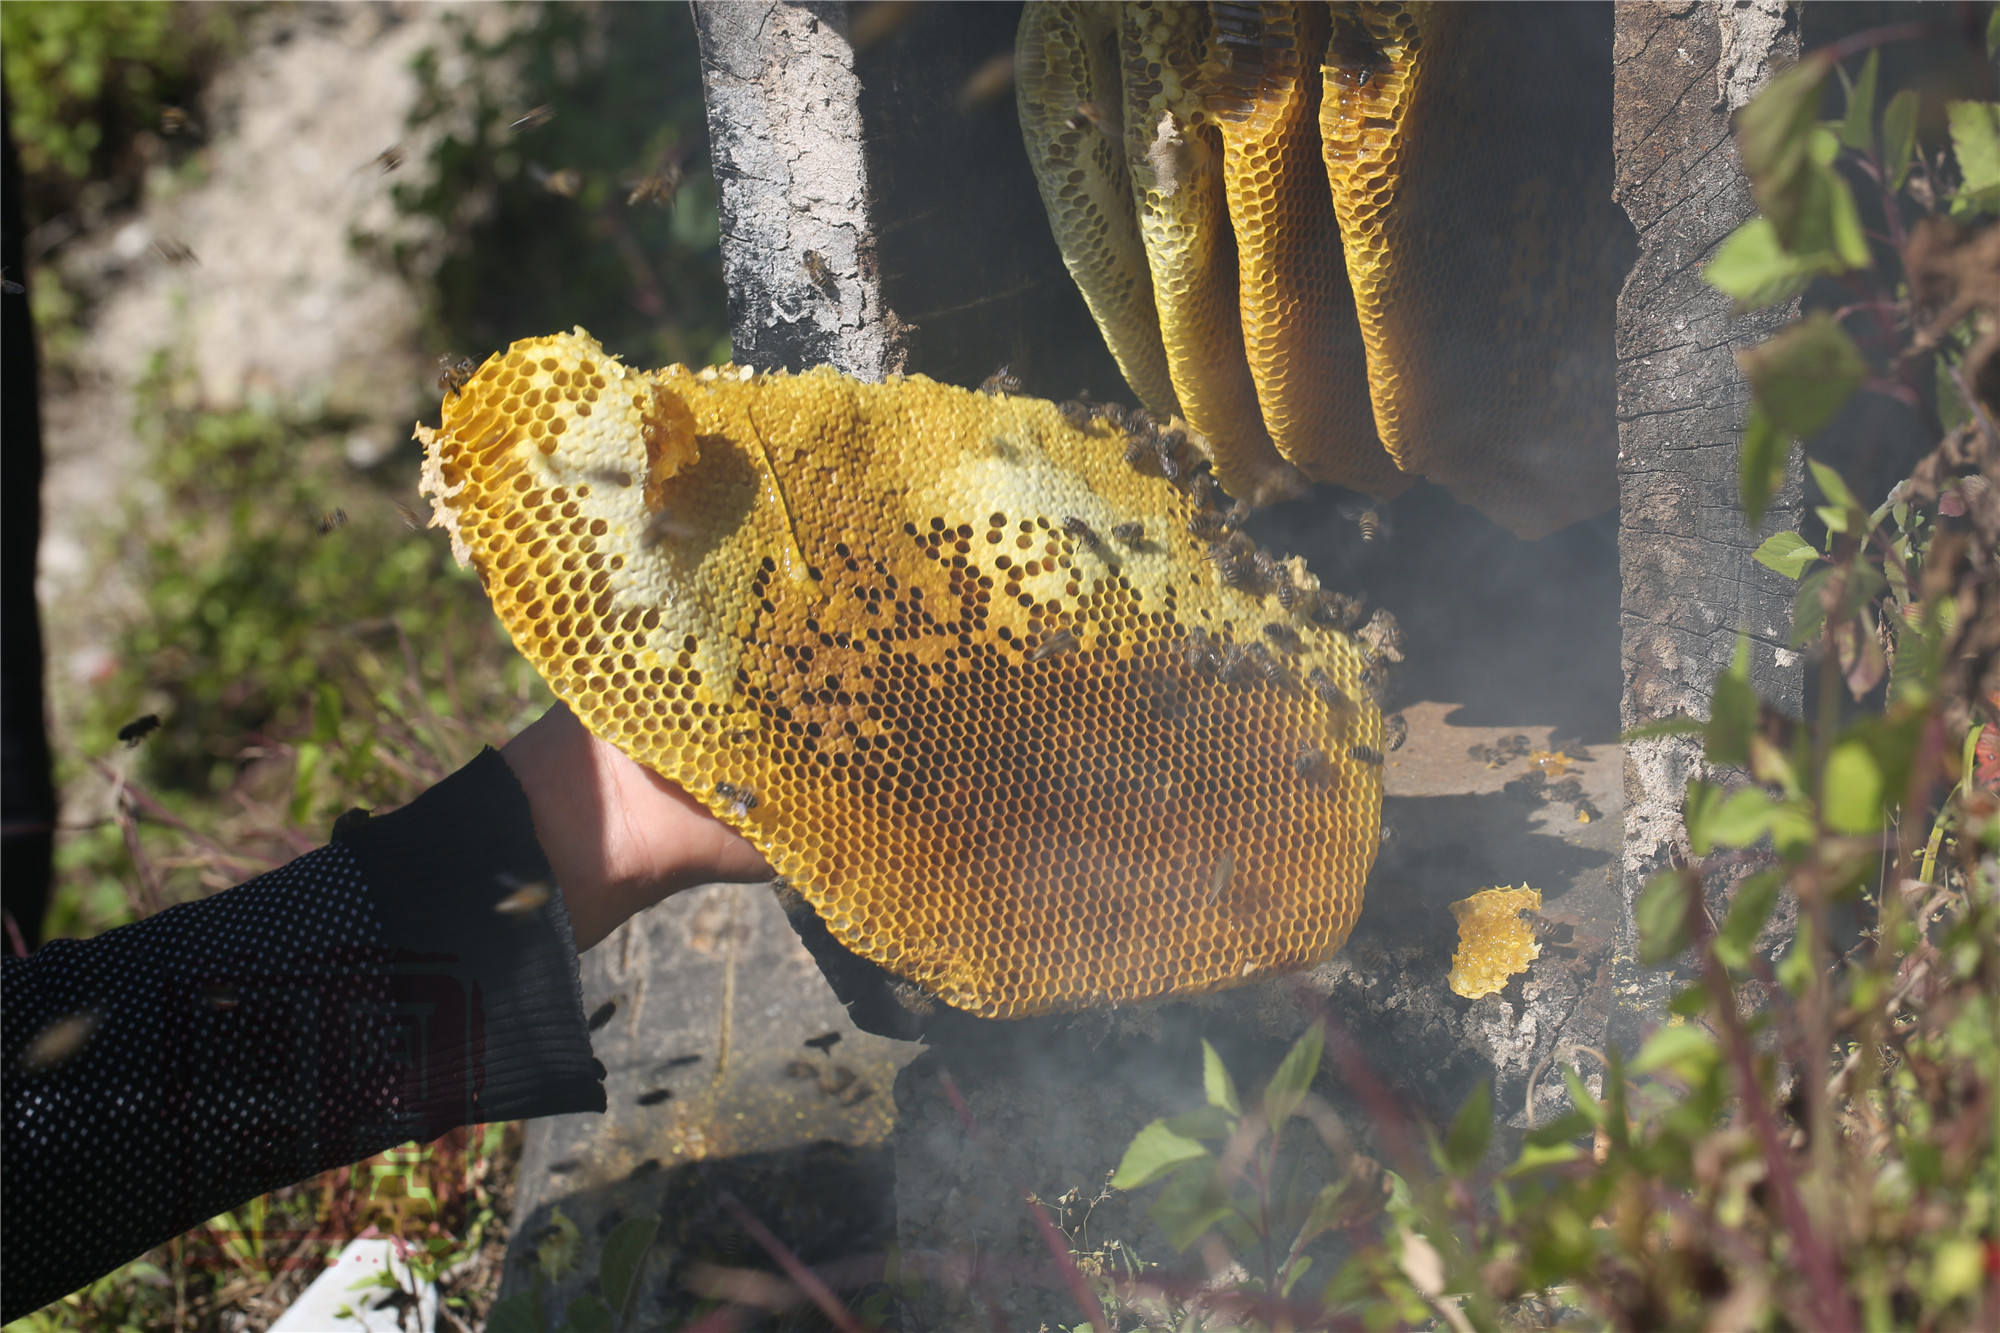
715;1192;869;1333
936;1071;1110;1333
1690;897;1855;1331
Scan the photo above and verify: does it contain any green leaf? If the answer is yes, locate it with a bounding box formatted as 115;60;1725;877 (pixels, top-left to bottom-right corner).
1714;869;1784;969
1837;50;1878;153
1705;645;1758;769
1823;738;1886;833
1669;982;1713;1017
1754;531;1820;579
599;1216;659;1319
1507;1141;1582;1176
1740;406;1790;530
1524;1110;1596;1148
1685;780;1725;856
1793;565;1834;646
1630;1023;1717;1079
1946;100;2000;220
1264;1021;1324;1134
1637;869;1697;965
1150;1163;1233;1251
486;1292;547;1333
1296;1178;1379;1246
1201;1040;1241;1115
562;1294;614;1333
1883;89;1920;191
1113;1120;1213;1189
1441;1079;1493;1175
1622;715;1707;742
1704;217;1821;311
1736;52;1837;249
1706;786;1777;849
1775;916;1816;996
1808;458;1861;515
1162;1103;1236;1142
1740;314;1869;441
536;1207;581;1282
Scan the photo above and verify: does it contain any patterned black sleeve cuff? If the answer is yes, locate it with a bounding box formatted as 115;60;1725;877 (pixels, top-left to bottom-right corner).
338;746;607;1128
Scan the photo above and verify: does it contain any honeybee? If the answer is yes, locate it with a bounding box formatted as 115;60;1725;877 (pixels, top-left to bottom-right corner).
1327;10;1391;89
1349;744;1385;766
152;238;199;266
1209;538;1254;588
1188;510;1230;541
437;354;478;395
626;161;685;208
201;985;240;1011
494;877;553;914
1153;433;1186;482
1183;626;1223;675
804;1031;842;1055
1207;848;1234;903
1031;628;1079;662
1252;550;1286;591
1263;622;1302;653
317;508;349;536
803;250;839;299
1066;100;1113;135
1359;608;1405;663
1058;400;1095;431
117;714;162;748
368;144;405;174
1061;515;1099;550
23;1013;98;1071
1383;712;1409;752
1313;590;1365;631
1220;499;1252;533
511;104;557;132
1189;470;1221;509
715;782;759;817
1306;666;1347;712
1338;498;1391;542
530;164;583;198
1293;745;1330;779
1111;521;1144;544
980;363;1024;396
1123;435;1155;468
161;105;197;135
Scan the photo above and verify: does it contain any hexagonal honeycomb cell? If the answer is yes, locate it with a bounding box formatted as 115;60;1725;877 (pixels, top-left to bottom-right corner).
1447;885;1543;999
418;329;1386;1018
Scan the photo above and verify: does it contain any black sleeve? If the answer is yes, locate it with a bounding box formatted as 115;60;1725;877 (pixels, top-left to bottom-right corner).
0;747;606;1322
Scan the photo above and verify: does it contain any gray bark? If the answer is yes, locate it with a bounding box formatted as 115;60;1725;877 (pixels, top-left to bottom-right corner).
1612;0;1804;1042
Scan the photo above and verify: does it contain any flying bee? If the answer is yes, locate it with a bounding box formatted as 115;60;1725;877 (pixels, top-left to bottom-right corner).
1306;667;1348;713
1263;622;1303;653
1383;712;1409;752
1359;608;1405;663
803;250;839;299
980;363;1024;396
641;508;696;547
1207;849;1234;903
626;160;685;208
529;163;583;198
23;1012;98;1071
1338;498;1391;542
1183;627;1223;675
804;1031;842;1056
161;105;197;135
494;876;553;914
1061;515;1099;551
511;104;557;132
1349;743;1386;767
152;238;199;266
368;143;405;174
437;354;478;395
1293;745;1330;779
1031;628;1080;662
1066;100;1113;135
117;714;162;748
1111;521;1144;544
393;501;427;532
715;782;759;817
317;508;349;536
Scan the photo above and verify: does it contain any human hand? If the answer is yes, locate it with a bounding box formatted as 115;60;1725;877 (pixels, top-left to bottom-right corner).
499;702;773;951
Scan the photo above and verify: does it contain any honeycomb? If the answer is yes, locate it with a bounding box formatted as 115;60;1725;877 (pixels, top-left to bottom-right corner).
1318;2;1621;539
418;329;1386;1018
1202;2;1406;499
1016;1;1181;421
1118;2;1308;509
1447;885;1543;999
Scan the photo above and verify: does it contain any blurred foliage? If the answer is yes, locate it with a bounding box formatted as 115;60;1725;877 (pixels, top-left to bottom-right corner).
484;1211;661;1333
0;0;234;221
362;1;729;373
5;1123;523;1333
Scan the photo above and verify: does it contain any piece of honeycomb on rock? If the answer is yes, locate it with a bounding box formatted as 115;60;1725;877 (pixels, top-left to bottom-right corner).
418;329;1386;1018
1447;885;1542;999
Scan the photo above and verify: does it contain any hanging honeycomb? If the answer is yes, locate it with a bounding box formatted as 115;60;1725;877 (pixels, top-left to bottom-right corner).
418;329;1386;1018
1447;885;1543;999
1015;1;1624;538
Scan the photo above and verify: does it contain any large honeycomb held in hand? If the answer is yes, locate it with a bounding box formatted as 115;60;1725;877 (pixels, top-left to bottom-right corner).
418;330;1386;1018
